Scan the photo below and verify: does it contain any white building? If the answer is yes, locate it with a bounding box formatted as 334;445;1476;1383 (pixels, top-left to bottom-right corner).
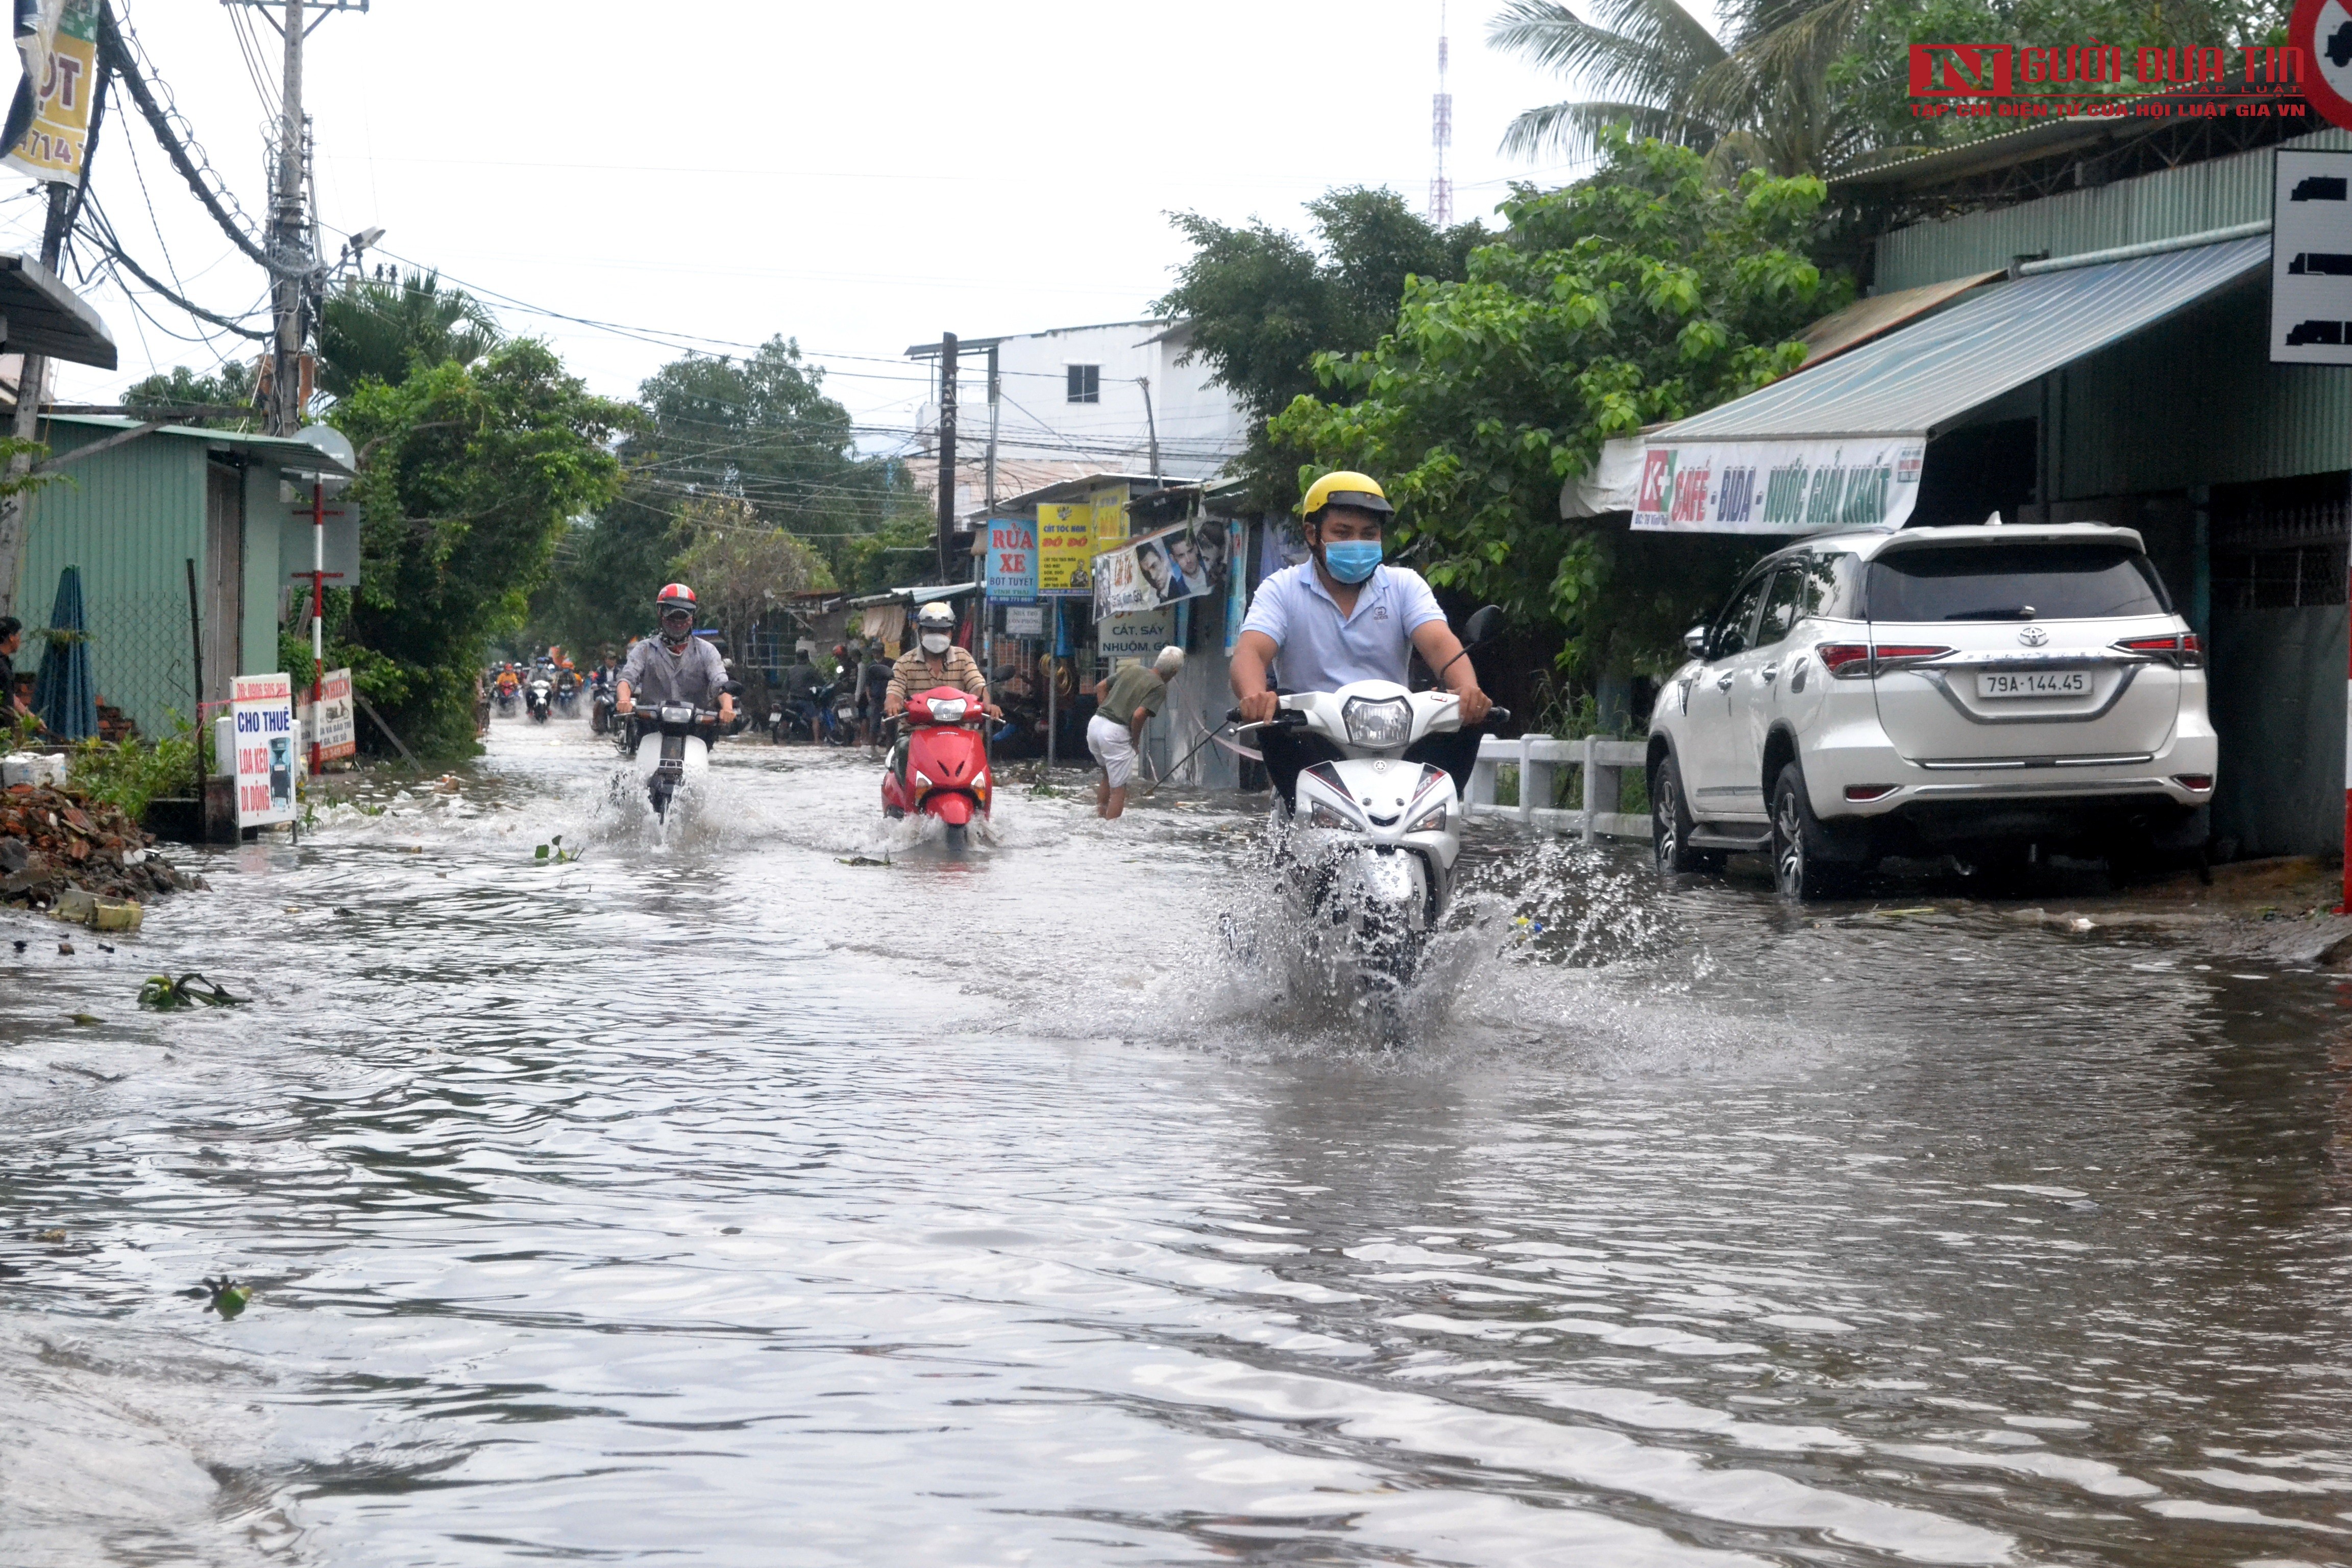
906;319;1248;520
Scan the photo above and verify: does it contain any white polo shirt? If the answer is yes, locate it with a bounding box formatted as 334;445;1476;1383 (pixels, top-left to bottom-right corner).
1239;561;1446;692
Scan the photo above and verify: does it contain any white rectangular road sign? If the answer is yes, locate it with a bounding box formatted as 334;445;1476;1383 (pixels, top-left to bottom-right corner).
2272;149;2352;365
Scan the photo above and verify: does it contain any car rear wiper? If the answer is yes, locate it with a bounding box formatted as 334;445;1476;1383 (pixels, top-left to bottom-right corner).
1941;604;2038;620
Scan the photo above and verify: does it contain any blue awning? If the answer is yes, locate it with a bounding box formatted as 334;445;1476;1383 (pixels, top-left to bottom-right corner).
1634;233;2269;533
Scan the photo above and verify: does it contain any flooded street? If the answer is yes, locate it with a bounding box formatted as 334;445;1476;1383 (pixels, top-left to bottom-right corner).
5;717;2351;1567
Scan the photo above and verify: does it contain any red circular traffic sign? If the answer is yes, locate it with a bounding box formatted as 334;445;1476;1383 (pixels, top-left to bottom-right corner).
2293;0;2352;132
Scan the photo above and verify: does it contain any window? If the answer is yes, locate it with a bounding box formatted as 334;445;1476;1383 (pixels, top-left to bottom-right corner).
1865;542;2172;622
1066;364;1099;404
1710;572;1773;658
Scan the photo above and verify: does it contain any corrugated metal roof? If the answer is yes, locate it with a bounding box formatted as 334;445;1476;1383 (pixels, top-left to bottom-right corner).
39;413;355;476
1658;233;2267;441
1794;271;2003;370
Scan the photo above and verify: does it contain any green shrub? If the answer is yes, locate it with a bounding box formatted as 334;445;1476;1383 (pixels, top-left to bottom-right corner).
67;721;198;823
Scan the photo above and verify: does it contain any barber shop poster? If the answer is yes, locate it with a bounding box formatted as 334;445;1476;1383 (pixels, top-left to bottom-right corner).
1091;520;1229;620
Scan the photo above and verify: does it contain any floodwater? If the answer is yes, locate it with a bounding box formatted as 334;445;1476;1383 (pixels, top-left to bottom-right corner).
4;717;2350;1567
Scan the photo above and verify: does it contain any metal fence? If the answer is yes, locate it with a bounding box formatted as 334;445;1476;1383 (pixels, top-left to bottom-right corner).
31;588;199;738
1464;735;1650;841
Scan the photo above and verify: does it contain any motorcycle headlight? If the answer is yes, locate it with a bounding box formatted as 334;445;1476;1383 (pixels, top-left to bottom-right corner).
1407;803;1449;835
929;698;967;723
1307;800;1362;832
660;704;692;723
1342;695;1413;748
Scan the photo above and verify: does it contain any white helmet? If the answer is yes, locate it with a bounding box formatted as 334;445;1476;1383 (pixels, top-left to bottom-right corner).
915;601;956;632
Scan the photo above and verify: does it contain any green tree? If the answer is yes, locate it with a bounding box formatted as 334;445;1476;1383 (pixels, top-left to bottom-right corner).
534;336;903;654
665;495;835;686
331;339;632;755
1153;187;1485;509
1267;131;1843;687
122;360;257;429
319;270;501;399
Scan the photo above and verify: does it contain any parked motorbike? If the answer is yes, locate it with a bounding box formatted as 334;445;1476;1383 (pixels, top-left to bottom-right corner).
880;685;992;850
526;677;554;724
624;701;723;819
1232;606;1507;997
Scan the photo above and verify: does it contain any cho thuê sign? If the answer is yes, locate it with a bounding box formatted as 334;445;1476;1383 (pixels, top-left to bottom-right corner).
1631;438;1924;534
231;673;298;828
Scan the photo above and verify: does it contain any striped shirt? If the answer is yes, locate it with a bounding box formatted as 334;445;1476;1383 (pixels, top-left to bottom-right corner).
887;645;987;707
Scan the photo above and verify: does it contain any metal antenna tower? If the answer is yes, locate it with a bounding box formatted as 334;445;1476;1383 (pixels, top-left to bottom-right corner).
1429;1;1453;226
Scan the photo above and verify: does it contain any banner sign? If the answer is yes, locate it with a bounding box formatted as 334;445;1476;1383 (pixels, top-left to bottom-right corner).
1630;437;1924;533
1098;606;1174;662
1001;603;1043;636
4;0;95;186
984;516;1038;600
311;667;355;763
1091;520;1225;620
1037;501;1094;596
1090;485;1130;551
1224;519;1248;655
231;672;298;827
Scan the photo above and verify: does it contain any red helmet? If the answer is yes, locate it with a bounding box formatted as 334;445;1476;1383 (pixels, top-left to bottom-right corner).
656;582;696;615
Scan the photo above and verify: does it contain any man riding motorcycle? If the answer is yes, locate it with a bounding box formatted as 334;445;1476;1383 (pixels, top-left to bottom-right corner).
616;582;737;726
883;601;998;778
1230;471;1491;802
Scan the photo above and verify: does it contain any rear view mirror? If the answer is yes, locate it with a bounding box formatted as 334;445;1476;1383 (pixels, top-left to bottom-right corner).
1463;605;1505;649
1683;625;1708;659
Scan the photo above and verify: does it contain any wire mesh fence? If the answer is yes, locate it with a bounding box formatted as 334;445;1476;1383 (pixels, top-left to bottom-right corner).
38;589;200;739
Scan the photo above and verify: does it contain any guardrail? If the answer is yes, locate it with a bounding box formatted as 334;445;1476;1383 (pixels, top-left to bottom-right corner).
1465;734;1650;842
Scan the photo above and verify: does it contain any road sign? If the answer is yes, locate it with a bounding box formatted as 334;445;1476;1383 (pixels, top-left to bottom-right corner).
2292;0;2352;133
2272;150;2352;364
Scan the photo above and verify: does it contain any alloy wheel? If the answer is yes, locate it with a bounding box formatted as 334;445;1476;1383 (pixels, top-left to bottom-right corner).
1774;790;1804;896
1653;771;1680;871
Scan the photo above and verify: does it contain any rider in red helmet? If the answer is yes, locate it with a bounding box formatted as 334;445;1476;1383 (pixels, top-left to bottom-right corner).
615;582;735;725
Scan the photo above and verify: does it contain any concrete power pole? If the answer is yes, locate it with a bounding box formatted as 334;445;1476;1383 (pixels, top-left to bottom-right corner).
935;332;957;582
268;0;308;435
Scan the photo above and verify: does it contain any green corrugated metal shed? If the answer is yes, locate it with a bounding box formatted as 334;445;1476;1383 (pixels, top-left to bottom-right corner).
14;418;353;738
1874;127;2352;498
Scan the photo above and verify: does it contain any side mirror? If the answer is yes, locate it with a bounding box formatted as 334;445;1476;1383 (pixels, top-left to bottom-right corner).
1462;605;1505;649
1683;625;1708;659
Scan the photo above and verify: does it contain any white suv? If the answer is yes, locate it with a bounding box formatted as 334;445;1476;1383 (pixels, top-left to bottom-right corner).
1645;523;2216;898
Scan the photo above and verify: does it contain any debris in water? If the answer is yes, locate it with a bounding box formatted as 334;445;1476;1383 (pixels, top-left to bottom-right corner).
181;1276;249;1318
138;972;244;1010
1873;906;1938;918
56;940;71;955
67;1012;99;1025
12;939;24;953
95;942;113;953
837;854;892;868
36;1228;64;1243
534;835;581;865
51;1060;120;1082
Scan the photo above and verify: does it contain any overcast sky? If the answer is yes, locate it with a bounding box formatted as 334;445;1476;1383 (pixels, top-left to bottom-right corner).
0;1;1711;456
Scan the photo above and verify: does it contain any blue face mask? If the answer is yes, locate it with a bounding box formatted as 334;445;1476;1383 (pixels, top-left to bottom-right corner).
1322;540;1382;584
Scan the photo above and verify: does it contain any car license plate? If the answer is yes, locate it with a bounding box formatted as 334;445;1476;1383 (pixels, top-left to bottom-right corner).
1978;670;2089;698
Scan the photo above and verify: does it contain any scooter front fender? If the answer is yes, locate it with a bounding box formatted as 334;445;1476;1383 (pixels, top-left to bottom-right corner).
1325;846;1431;933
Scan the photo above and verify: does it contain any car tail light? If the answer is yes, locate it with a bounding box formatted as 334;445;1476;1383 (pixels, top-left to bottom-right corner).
1872;644;1954;665
1844;783;1898;801
1817;643;1872;677
2115;632;2202;668
2173;773;2214;792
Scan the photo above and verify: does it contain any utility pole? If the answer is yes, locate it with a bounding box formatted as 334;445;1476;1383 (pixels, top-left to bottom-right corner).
0;186;76;617
935;331;957;582
1137;375;1160;477
267;0;307;434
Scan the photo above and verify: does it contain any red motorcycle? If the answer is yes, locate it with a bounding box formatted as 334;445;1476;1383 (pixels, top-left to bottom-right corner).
881;685;993;849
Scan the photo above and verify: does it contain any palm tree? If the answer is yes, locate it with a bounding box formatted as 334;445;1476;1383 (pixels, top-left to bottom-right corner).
318;270;501;398
1490;0;1894;179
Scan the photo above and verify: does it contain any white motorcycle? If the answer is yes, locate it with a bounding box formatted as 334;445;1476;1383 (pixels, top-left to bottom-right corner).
624;702;722;819
1233;606;1507;995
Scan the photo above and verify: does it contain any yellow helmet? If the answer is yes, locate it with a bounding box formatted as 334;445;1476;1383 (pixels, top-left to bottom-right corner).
1301;470;1395;522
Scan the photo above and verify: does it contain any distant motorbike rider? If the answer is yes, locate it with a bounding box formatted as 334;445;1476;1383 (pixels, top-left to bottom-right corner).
884;601;997;776
616;582;736;725
858;642;893;749
782;649;822;742
1230;471;1490;801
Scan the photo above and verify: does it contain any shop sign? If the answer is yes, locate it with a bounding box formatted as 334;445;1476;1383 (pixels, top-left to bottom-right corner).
1037;501;1094;595
1002;604;1044;636
311;668;356;763
985;517;1038;599
3;0;98;186
1631;438;1923;533
231;673;299;827
1092;520;1227;618
1090;485;1130;550
1098;606;1174;662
